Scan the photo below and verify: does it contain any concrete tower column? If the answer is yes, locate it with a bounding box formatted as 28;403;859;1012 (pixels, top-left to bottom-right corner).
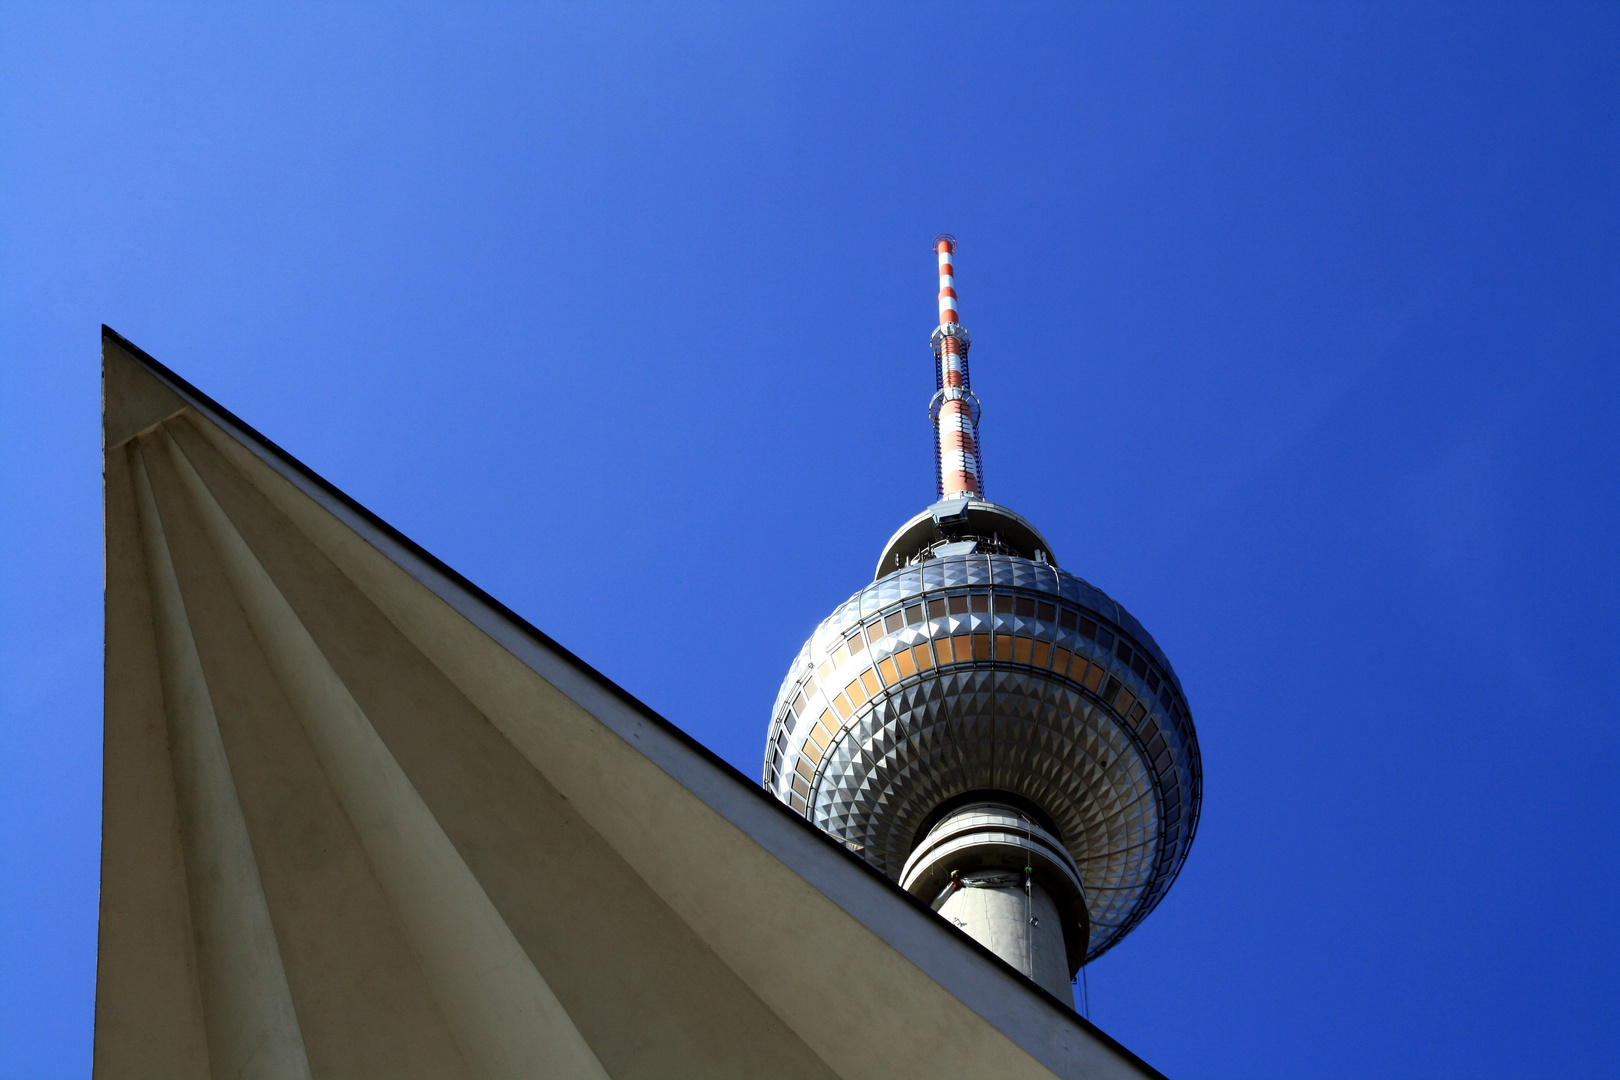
900;804;1088;1000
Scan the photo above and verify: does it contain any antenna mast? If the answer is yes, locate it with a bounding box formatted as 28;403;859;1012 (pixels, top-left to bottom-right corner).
930;235;983;500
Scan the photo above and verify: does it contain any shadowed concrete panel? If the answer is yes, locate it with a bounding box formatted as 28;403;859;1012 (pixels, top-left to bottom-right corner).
130;444;312;1080
104;337;185;448
96;445;212;1080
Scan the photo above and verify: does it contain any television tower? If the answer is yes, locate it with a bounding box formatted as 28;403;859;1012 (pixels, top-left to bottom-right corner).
763;237;1201;998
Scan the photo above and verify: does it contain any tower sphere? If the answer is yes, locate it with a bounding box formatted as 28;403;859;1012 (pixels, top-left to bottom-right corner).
762;240;1202;990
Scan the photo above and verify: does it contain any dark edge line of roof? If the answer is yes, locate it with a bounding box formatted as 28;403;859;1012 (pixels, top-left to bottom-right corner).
100;324;1168;1080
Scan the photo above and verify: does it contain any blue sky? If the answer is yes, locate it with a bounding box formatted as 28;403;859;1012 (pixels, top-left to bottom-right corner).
2;4;1615;1077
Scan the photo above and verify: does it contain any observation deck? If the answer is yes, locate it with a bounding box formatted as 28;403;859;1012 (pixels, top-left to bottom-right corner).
764;519;1201;967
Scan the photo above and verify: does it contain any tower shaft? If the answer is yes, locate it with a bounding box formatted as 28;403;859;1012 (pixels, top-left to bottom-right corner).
902;802;1086;998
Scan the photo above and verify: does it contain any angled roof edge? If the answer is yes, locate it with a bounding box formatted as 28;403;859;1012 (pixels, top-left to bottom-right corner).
100;324;1167;1080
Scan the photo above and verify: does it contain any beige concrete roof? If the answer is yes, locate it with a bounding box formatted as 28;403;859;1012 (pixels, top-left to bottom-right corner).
96;327;1164;1080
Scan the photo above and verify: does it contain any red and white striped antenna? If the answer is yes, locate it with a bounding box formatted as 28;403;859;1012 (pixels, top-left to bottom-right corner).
929;235;983;500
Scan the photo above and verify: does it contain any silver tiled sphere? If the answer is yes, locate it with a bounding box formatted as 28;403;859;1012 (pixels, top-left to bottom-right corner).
764;507;1201;963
